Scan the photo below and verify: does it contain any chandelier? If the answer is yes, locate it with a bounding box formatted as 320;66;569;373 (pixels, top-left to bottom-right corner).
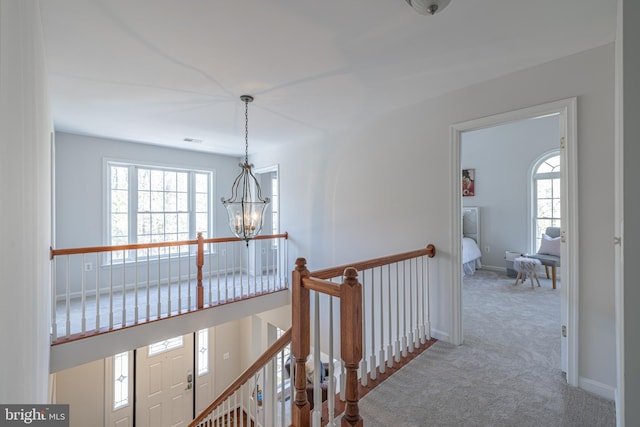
221;95;270;244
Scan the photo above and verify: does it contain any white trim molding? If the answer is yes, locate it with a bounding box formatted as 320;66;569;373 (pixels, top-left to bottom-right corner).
450;98;579;387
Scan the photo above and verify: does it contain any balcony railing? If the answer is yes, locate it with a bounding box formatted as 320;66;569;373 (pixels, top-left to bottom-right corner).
49;233;288;344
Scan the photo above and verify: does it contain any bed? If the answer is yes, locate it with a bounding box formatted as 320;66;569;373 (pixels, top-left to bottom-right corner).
462;207;482;275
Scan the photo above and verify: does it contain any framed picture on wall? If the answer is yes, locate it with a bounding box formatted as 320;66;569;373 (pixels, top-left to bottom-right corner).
462;168;475;197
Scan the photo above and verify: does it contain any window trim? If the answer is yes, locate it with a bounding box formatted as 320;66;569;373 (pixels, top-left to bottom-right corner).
103;158;216;261
530;149;561;253
254;164;279;246
197;328;209;376
112;351;131;410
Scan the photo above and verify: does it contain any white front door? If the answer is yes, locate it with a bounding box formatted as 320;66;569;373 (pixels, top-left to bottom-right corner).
137;334;194;427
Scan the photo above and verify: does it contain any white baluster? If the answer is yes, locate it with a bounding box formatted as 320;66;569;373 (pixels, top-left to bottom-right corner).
216;242;221;305
134;250;139;324
81;254;86;334
312;291;322;425
328;296;335;425
167;250;172;315
177;246;182;313
426;256;432;340
121;250;126;327
95;253;100;332
394;262;401;363
408;259;415;354
419;256;426;344
379;266;386;374
387;264;394;369
156;251;161;318
145;250;150;321
64;257;70;337
369;269;377;381
51;258;58;341
360;270;368;387
109;254;114;330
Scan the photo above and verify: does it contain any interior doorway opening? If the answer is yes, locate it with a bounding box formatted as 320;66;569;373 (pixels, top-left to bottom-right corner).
450;98;578;386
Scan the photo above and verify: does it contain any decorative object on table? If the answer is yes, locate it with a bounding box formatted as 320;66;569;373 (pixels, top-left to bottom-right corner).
462;168;475;197
221;95;270;244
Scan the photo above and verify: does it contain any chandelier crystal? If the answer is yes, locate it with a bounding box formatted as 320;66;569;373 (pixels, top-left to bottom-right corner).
221;95;270;244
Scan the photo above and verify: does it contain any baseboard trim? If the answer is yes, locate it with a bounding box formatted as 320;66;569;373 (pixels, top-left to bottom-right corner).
578;376;616;401
431;329;451;343
478;265;504;273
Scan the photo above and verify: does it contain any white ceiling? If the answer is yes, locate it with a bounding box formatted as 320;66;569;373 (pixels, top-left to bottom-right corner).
40;0;617;157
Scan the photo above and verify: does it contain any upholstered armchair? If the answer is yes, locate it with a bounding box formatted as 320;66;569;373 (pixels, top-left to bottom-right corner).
529;226;561;289
284;359;329;410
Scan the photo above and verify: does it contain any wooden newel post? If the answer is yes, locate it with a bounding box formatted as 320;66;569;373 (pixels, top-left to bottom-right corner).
341;267;364;427
291;258;311;427
197;232;204;309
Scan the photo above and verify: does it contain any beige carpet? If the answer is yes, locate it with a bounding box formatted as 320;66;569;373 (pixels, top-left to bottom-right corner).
358;269;615;426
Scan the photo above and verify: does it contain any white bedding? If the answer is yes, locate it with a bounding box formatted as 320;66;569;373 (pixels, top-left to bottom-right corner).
462;237;482;275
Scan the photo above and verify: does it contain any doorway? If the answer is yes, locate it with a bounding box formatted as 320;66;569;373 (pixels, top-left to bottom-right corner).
136;334;195;427
450;98;579;386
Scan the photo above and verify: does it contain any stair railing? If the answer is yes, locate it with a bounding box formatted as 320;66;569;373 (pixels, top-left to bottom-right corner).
189;328;293;427
49;232;288;343
189;243;437;427
293;244;436;427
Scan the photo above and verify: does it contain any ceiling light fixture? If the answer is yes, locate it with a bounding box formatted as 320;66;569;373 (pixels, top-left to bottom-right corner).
221;95;270;244
405;0;451;15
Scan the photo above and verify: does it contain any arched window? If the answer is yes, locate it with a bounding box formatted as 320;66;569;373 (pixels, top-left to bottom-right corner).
532;151;560;252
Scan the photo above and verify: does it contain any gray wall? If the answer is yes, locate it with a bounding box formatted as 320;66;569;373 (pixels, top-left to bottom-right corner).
623;0;640;423
253;43;616;398
55;132;241;249
462;115;559;269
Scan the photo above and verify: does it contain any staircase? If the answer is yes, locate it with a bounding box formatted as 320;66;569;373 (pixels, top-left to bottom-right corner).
191;244;437;427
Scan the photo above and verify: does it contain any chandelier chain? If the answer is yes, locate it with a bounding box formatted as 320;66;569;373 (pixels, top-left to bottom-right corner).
244;97;249;164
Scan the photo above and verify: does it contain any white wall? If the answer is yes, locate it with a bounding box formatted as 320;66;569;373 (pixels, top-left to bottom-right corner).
462;115;559;268
0;0;52;403
622;0;640;423
253;44;616;395
55;131;241;249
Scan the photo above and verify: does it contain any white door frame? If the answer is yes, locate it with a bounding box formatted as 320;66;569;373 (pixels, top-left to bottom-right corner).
449;97;579;386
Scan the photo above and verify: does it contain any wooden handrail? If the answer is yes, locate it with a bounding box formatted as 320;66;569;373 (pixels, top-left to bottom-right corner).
310;244;436;280
189;328;292;427
300;276;341;297
49;232;289;259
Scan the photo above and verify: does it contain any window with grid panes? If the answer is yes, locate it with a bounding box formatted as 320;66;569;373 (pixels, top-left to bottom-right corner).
532;152;561;251
108;162;212;261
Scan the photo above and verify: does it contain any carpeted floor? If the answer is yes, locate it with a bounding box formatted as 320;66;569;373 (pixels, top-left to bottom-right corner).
358;269;615;426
